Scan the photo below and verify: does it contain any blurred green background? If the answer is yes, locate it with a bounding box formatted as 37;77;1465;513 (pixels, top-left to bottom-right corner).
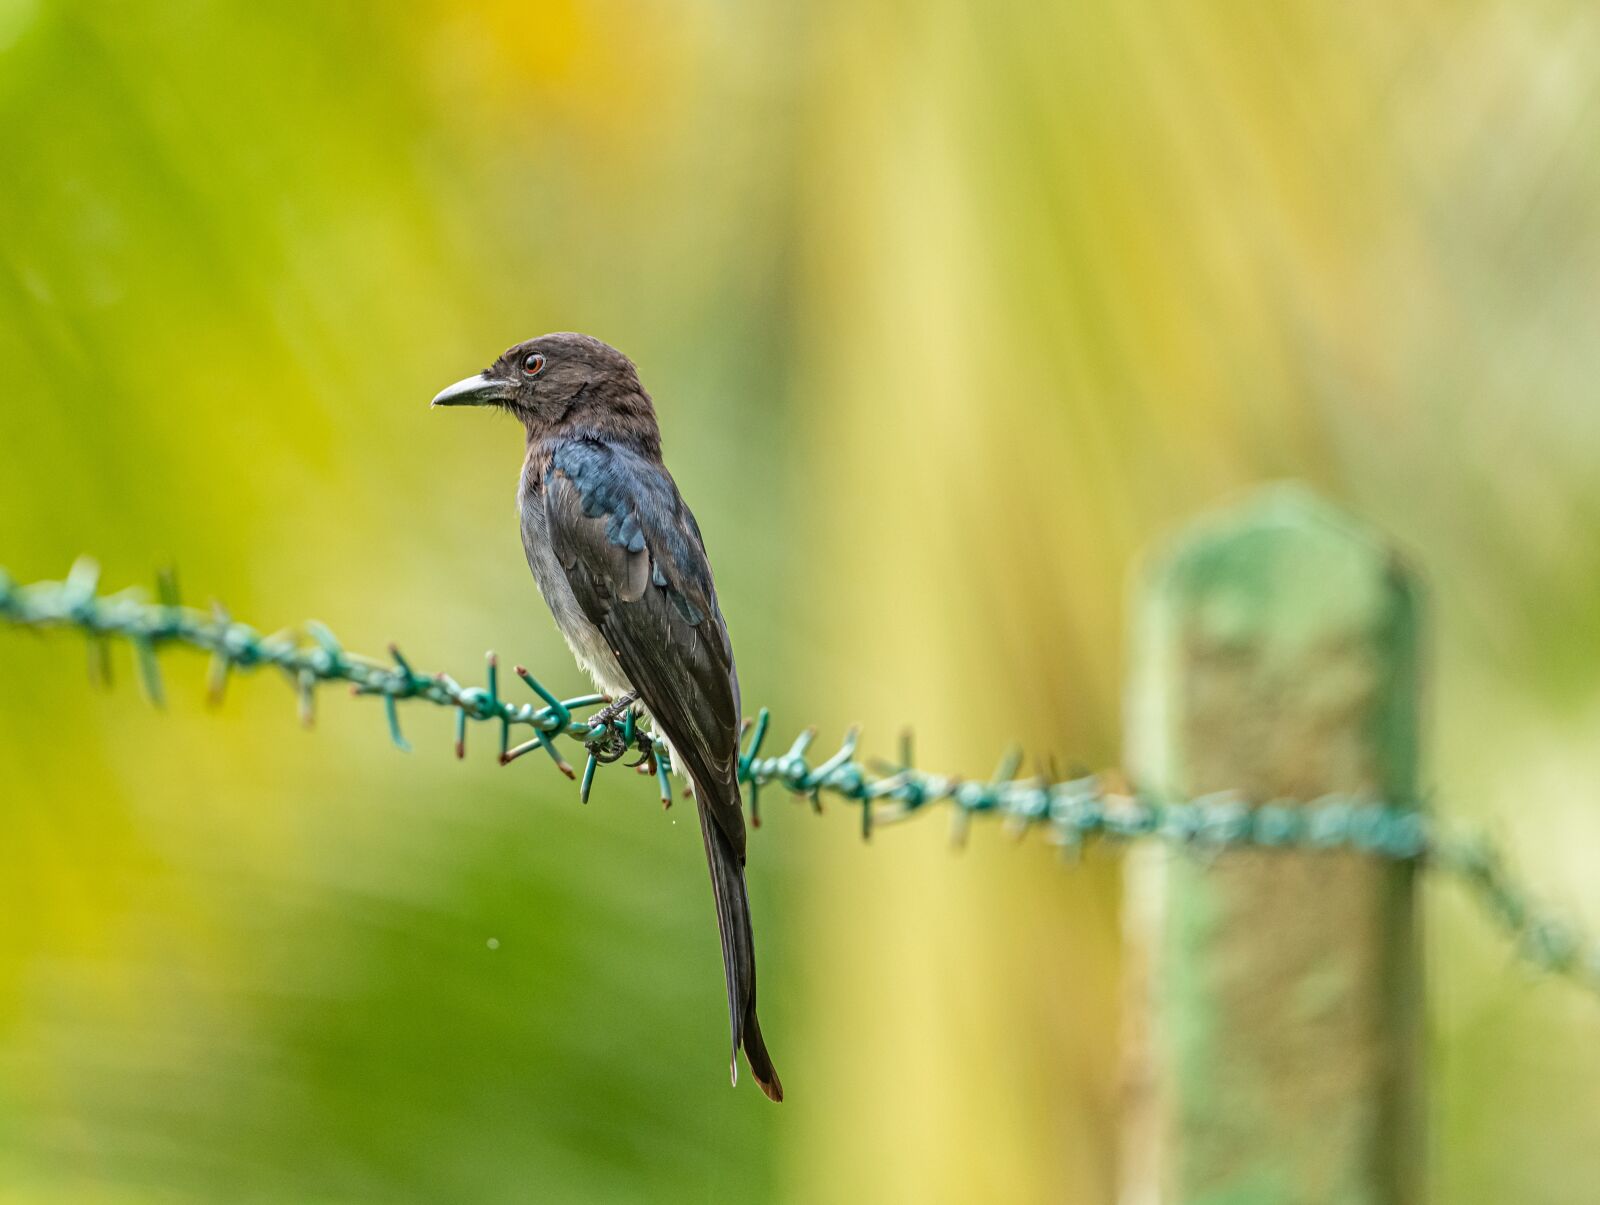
2;1;1599;1201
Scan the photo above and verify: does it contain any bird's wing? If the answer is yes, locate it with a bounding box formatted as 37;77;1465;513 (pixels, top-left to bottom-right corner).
544;436;782;1099
544;437;746;860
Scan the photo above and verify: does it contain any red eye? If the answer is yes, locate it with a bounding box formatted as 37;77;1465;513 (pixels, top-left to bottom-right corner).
522;353;546;375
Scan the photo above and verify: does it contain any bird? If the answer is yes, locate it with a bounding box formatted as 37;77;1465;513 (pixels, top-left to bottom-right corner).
431;332;782;1102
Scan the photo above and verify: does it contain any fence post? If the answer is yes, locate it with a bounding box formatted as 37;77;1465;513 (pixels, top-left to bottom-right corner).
1121;485;1425;1205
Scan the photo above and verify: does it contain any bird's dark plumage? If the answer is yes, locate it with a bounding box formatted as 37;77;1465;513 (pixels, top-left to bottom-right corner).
432;332;781;1101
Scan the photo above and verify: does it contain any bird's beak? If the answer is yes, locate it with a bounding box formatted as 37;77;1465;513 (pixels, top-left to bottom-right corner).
431;372;516;408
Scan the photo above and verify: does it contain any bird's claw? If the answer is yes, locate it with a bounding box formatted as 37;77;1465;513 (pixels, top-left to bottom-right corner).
584;723;630;764
627;730;659;773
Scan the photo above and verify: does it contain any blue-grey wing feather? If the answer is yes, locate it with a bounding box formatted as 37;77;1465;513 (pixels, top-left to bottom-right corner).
544;438;745;857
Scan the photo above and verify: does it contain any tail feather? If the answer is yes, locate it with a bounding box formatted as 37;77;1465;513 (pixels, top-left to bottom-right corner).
742;1005;783;1103
696;788;783;1102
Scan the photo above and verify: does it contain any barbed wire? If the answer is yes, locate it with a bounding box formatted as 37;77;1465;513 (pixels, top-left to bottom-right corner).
1;560;1596;999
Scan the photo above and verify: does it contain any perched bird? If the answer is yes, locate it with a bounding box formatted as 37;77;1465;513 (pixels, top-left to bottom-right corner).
432;332;782;1102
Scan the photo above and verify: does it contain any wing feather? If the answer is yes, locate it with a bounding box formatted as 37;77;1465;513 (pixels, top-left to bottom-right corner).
544;438;745;858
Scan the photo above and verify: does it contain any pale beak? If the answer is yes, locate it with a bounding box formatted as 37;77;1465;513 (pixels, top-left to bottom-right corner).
431;372;516;408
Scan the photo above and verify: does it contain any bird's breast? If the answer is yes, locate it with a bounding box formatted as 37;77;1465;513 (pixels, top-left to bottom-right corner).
517;467;633;697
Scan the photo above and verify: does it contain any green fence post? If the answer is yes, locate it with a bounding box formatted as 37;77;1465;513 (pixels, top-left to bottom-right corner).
1122;486;1425;1205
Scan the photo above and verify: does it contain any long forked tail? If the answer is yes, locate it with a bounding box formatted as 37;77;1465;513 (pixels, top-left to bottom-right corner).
696;794;783;1102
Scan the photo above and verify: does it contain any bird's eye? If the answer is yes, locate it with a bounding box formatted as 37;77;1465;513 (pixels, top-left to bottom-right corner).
522;353;546;376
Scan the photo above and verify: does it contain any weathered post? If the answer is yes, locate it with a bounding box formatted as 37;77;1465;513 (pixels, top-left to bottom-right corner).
1121;486;1424;1205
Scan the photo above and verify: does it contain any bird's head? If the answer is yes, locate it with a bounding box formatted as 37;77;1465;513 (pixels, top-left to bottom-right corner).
431;332;657;445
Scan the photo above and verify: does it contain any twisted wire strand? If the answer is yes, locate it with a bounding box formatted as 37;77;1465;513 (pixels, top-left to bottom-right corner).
1;560;1596;999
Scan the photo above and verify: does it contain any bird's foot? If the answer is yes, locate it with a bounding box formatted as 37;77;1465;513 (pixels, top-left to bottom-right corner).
583;693;639;765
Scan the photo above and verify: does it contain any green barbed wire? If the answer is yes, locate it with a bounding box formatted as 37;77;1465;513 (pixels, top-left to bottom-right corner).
1;560;1597;1000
